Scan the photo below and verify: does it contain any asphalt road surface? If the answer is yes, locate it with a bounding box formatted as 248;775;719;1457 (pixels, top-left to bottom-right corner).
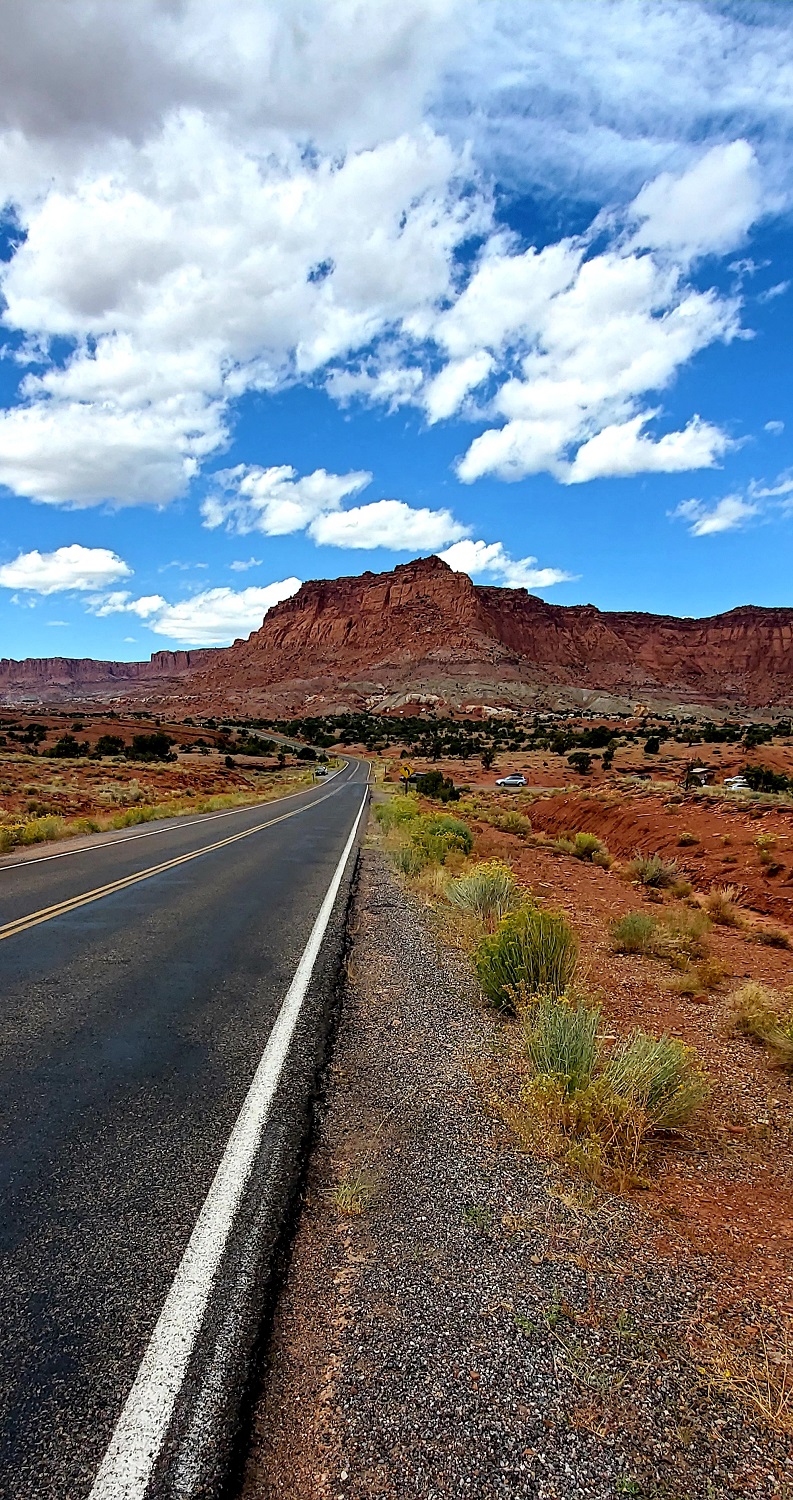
0;760;369;1499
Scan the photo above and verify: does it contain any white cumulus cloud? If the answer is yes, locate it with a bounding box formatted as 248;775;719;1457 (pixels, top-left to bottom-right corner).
628;141;761;262
89;591;166;619
674;494;759;537
453;241;738;482
439;538;573;590
0;0;781;521
89;578;302;645
203;465;371;536
567;413;731;484
148;581;302;644
311;499;467;551
0;543;131;594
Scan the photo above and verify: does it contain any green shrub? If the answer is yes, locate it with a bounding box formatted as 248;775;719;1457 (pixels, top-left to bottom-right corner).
605;1032;709;1127
47;734;84;759
392;845;429;876
677;830;700;847
572;831;605;861
611;911;657;954
445;860;521;928
475;906;578;1009
374;796;420;832
412;813;473;860
18;814;66;845
524;992;600;1093
126;731;174;762
95;734;126;757
490;809;532;837
413;769;460;802
553;831;606;860
498;1003;710;1186
0;826;14;853
741;763;790;794
628;852;680;888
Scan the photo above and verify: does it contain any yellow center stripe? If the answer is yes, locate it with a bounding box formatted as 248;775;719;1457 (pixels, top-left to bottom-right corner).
0;781;353;944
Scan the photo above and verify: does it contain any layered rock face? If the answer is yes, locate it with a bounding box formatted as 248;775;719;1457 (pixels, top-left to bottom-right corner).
1;556;792;710
0;648;214;701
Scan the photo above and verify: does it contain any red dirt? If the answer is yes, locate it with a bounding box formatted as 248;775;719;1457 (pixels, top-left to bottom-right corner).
0;713;291;822
446;803;793;1314
381;737;793;924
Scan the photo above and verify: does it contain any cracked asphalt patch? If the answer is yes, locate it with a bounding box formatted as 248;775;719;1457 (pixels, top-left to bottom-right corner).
239;845;791;1500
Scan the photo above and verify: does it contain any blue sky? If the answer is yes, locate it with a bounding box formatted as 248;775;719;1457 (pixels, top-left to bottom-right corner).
0;0;792;660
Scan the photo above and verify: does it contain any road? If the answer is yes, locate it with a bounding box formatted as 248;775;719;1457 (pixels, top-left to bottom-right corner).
0;760;369;1499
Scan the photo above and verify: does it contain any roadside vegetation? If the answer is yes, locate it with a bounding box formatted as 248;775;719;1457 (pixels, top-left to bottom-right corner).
375;786;711;1193
0;770;315;853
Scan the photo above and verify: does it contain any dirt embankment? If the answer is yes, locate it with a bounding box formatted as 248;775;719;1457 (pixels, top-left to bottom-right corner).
521;788;793;924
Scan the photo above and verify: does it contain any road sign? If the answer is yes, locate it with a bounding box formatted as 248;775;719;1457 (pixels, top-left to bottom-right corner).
399;763;414;780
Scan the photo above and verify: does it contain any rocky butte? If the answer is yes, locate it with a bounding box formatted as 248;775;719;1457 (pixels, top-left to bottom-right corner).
1;556;792;713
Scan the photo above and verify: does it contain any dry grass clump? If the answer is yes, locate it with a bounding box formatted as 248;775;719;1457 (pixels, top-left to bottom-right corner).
702;884;743;926
723;982;793;1069
445;860;523;932
332;1171;371;1216
751;924;791;950
610;908;710;967
701;1309;793;1436
677;830;700;847
672;956;730;997
499;993;709;1188
627;852;681;888
475;906;579;1011
611;911;657;955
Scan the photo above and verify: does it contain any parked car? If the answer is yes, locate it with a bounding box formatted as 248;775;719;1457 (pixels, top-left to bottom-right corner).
724;774;749;791
495;772;527;788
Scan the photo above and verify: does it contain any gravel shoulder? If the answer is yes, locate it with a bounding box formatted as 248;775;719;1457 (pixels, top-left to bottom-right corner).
239;840;791;1500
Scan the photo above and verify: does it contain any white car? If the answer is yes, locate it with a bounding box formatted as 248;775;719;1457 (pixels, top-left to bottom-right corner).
495;773;527;787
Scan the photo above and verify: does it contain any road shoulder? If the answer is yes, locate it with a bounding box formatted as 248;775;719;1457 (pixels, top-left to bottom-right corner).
240;844;790;1500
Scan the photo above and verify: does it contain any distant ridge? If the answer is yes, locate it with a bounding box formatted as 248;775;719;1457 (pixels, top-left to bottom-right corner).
2;556;792;712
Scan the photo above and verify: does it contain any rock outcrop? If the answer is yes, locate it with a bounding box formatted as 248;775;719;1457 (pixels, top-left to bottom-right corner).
1;556;791;711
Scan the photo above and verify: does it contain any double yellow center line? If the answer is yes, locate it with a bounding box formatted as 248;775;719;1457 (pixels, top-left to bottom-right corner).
0;781;353;945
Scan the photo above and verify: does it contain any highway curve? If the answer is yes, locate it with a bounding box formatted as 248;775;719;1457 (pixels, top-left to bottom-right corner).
0;760;369;1499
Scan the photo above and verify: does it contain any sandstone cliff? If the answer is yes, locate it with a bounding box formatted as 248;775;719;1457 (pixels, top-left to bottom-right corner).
1;556;791;711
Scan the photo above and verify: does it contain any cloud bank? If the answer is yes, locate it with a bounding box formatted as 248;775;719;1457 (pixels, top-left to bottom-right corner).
0;0;778;520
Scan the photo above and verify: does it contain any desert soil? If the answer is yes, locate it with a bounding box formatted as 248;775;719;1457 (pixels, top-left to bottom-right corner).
0;712;300;826
239;843;791;1500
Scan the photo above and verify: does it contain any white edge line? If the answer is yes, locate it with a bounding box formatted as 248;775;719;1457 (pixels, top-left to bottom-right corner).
0;765;347;873
87;786;368;1500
